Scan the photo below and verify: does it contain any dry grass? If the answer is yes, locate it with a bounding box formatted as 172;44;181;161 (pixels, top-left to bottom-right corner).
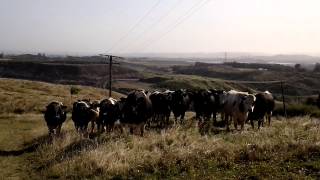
1;78;320;179
0;78;124;114
28;116;320;179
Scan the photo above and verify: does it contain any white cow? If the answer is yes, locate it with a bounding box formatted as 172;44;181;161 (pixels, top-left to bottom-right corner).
221;90;256;131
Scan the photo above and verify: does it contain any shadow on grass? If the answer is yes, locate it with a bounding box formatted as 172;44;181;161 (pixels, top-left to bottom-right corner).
36;137;99;170
0;144;41;156
0;133;53;156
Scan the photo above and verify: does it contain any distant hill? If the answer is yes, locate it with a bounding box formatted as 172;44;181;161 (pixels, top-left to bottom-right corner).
123;53;320;64
0;60;142;88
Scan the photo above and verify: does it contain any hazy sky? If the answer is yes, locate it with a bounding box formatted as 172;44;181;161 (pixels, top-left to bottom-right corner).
1;0;320;55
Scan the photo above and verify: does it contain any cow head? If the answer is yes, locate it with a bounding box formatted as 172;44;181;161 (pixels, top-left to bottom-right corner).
214;90;227;108
239;94;256;113
123;90;148;117
46;101;67;120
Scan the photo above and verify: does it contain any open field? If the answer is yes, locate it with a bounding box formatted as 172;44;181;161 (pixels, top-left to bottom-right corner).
0;78;319;179
1;113;320;179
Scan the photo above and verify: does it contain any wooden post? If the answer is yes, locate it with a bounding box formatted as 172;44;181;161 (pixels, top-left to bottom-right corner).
109;56;112;97
100;54;120;98
280;81;287;118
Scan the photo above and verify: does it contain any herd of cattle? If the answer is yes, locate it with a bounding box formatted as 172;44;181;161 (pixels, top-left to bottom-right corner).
44;89;275;137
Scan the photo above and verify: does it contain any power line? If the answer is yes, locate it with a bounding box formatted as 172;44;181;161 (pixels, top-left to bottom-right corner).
134;0;212;53
114;0;183;53
106;0;162;53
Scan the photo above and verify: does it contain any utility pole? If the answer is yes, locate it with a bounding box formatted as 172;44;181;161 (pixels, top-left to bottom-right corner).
99;54;121;97
280;81;287;118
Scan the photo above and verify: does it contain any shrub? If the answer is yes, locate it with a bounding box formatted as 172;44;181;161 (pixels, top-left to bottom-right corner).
273;103;320;117
70;86;81;95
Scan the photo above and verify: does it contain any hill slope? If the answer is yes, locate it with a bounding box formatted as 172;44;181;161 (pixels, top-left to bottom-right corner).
0;78;124;114
1;79;320;179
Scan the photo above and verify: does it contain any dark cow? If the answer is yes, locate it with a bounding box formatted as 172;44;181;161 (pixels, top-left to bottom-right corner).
44;101;67;136
247;91;275;129
170;89;192;124
121;90;153;136
191;89;226;130
72;100;99;137
210;89;227;124
98;97;118;133
149;90;173;128
192;89;216;122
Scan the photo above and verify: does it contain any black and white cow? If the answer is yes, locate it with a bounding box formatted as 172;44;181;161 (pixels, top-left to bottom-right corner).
98;97;118;133
247;91;275;129
44;101;67;136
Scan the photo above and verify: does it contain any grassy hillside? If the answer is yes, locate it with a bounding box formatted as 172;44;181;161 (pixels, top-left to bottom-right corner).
172;62;320;96
0;78;124;114
0;79;320;179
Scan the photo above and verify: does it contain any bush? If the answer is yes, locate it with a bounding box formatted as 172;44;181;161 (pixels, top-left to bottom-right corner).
273;103;320;117
70;86;81;95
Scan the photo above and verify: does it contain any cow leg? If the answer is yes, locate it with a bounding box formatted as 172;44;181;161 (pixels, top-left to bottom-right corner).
180;112;185;124
221;113;225;122
250;119;255;129
97;122;101;134
225;115;230;131
174;114;179;125
205;115;211;133
57;124;62;135
48;126;54;136
240;118;245;131
234;118;238;130
267;113;271;126
130;126;134;134
140;123;145;137
212;112;217;126
84;125;89;138
261;117;265;127
90;119;95;134
258;119;262;129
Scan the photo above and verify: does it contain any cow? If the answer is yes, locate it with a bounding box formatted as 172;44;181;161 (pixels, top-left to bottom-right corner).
149;90;172;128
98;97;118;133
192;89;215;121
247;91;275;129
221;90;256;131
192;89;226;130
120;90;153;136
170;89;192;124
210;89;227;125
44;101;67;136
72;100;99;137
